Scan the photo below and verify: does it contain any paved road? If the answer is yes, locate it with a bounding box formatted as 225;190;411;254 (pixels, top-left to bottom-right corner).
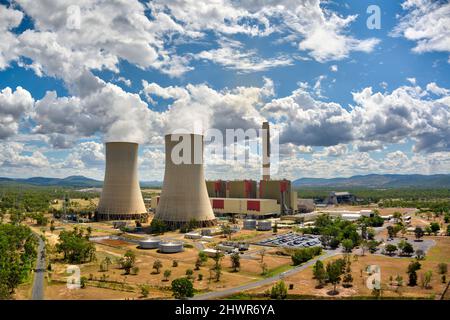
191;249;339;300
31;236;46;300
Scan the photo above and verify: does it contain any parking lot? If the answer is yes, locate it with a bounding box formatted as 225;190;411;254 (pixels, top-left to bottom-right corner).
258;232;322;248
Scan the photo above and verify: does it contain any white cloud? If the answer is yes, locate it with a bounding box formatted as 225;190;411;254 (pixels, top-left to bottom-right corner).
62;141;104;169
406;77;416;85
0;142;49;168
117;77;132;87
0;5;23;70
330;64;338;72
393;0;450;58
32;83;165;146
195;38;293;73
142;77;274;135
262;81;450;153
0;86;34;139
314;144;348;158
426;82;449;96
313;74;327;97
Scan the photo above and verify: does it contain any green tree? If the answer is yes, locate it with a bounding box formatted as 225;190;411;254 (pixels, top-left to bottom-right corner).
429;222;440;235
437;263;447;283
387;226;395;239
341;239;354;253
407;261;421;286
172;260;178;267
414;227;424;240
326;259;344;294
398;240;414;256
212;252;223;282
360;239;369;256
198;251;208;265
385;244;397;256
291;247;322;265
139;284;150;298
171;278;194;299
102;256;112;271
270;281;287;299
153;259;163;274
194;258;202;271
119;250;136;275
185;268;194;279
163;269;172;281
221;224;232;240
312;260;326;288
56;228;96;263
367;228;376;240
422;270;432;289
230;252;240;272
150;219;167;235
80;276;87;289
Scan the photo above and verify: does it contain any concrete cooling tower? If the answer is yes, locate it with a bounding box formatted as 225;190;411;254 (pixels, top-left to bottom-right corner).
97;142;147;221
155;133;216;228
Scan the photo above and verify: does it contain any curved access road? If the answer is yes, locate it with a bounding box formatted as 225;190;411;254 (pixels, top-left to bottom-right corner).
31;236;46;300
191;249;339;300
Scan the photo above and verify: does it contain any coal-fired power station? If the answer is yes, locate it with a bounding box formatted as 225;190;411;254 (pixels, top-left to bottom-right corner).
155;133;216;228
97;142;147;220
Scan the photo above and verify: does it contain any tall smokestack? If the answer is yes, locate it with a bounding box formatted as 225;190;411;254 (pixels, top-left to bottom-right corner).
262;121;270;181
155;134;216;228
97;142;147;220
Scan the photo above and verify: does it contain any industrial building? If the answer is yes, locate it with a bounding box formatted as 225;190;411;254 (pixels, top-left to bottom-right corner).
206;180;227;198
96;142;147;221
210;197;280;217
259;179;297;214
326;191;357;204
154;134;217;228
227;180;257;198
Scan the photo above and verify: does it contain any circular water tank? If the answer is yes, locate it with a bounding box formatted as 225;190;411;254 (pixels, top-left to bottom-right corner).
257;220;272;231
243;219;257;230
139;238;161;249
159;241;184;253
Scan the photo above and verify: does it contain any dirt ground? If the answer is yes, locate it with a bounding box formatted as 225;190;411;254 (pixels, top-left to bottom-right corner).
45;233;278;299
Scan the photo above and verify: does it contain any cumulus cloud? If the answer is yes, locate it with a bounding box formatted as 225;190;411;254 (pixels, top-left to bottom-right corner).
392;0;450;58
0;142;49;168
262;86;354;146
262;81;450;153
314;144;348;158
426;82;449;96
0;86;34;139
142;77;274;135
0;5;22;70
62;141;104;169
32;83;165;146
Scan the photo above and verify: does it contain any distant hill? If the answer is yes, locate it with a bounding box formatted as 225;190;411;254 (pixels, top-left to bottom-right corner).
2;174;449;189
293;174;450;188
0;175;162;188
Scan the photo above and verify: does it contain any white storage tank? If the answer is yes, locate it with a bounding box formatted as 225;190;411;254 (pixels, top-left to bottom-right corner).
184;232;202;239
202;248;220;257
257;220;272;231
139;238;161;249
243;219;257;230
159;241;184;253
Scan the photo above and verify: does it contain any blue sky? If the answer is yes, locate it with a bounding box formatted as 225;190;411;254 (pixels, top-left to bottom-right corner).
0;0;449;180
